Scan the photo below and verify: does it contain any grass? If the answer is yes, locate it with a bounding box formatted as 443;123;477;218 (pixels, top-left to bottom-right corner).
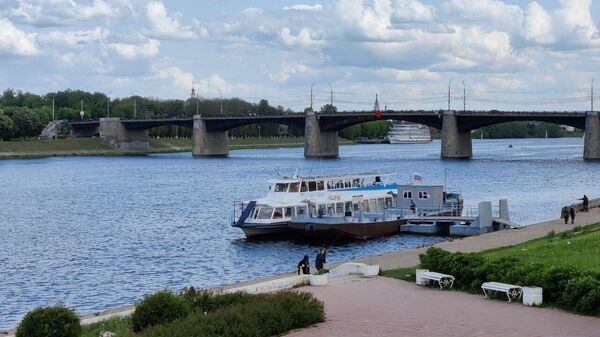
481;223;600;272
80;317;132;337
379;266;417;282
0;138;111;152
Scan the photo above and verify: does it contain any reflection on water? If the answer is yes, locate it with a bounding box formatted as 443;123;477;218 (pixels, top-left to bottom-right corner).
0;138;598;328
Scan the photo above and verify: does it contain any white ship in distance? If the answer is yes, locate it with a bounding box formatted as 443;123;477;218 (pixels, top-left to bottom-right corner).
386;121;432;144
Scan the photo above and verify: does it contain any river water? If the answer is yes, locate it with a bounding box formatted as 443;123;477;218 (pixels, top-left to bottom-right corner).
1;138;599;329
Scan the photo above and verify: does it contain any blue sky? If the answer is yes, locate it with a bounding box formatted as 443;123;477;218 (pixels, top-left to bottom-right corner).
0;0;599;111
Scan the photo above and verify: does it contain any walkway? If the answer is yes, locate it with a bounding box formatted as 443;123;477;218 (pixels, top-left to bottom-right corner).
286;276;600;337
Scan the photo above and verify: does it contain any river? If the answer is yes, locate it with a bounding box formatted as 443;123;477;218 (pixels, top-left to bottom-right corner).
1;138;598;329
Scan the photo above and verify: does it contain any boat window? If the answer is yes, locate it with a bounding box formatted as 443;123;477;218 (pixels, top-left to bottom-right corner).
309;204;317;217
418;191;429;199
274;183;288;192
353;203;359;211
297;206;307;216
336;203;344;214
318;204;326;217
327;181;334;190
353;178;360;187
327;204;334;215
377;198;385;210
385;197;393;209
317;181;325;191
403;191;412;199
258;208;273;219
273;208;283;219
252;209;259;219
344;180;351;188
362;200;370;211
289;182;300;193
369;199;377;211
285;207;294;217
301;182;308;192
308;181;317;192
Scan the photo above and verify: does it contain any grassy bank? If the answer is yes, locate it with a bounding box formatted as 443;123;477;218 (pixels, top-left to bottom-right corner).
0;138;111;152
382;223;600;315
1;137;356;158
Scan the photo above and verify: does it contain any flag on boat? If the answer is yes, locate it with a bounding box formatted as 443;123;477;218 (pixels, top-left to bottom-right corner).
413;174;423;182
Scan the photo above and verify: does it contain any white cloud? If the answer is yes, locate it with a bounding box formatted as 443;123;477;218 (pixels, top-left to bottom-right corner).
0;18;38;56
38;27;109;49
269;63;311;83
393;0;435;22
283;4;324;11
146;0;197;40
280;27;324;47
523;2;554;44
375;68;440;81
110;39;160;59
5;0;118;27
156;66;194;91
197;74;230;95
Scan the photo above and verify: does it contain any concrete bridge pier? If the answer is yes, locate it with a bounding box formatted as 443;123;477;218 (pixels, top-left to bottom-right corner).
441;111;472;159
192;115;229;157
99;118;149;150
584;112;600;160
304;110;339;158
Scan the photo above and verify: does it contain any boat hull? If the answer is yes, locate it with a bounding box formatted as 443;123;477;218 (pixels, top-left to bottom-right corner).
235;221;289;238
288;219;407;240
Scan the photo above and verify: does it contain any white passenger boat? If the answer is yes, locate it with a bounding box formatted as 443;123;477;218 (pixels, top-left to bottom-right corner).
386;121;432;144
232;173;398;238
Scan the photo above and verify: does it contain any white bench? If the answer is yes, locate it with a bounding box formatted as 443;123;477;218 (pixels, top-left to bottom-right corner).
420;271;455;290
481;282;522;302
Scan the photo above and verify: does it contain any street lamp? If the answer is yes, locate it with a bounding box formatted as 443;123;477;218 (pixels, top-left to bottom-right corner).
448;79;453;111
217;89;223;115
258;125;261;139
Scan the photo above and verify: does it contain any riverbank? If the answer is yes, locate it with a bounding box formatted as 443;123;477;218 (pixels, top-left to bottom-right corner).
0;137;355;159
5;207;598;336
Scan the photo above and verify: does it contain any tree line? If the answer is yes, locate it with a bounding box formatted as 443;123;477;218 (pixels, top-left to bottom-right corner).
0;89;393;141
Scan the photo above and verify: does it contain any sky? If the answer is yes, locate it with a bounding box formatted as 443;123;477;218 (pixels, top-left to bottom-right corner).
1;0;600;111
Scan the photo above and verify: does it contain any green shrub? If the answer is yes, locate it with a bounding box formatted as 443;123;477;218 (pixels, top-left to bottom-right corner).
419;247;452;272
545;230;556;240
182;288;254;314
539;266;579;303
16;305;81;337
560;275;600;315
132;290;189;332
141;291;325;337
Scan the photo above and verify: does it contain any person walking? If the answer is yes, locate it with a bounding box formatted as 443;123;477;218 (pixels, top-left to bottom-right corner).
561;206;569;225
569;206;576;224
315;248;327;271
579;195;589;212
297;255;310;275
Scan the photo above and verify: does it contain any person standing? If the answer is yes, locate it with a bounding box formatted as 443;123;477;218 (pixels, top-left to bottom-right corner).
561;207;569;225
579;195;589;212
569;206;576;224
315;248;327;271
297;255;310;275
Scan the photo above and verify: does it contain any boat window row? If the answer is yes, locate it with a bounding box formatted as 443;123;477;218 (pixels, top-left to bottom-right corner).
252;206;308;220
272;176;383;193
309;196;395;217
402;191;430;200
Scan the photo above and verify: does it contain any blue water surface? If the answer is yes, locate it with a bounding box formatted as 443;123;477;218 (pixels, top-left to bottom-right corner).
1;138;599;328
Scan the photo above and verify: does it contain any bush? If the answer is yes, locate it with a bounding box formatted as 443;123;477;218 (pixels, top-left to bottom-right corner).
560;275;600;315
419;247;452;272
16;305;81;337
140;291;325;337
132;290;189;332
181;288;254;314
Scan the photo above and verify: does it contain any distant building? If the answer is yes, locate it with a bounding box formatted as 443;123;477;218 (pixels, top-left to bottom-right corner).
559;125;576;132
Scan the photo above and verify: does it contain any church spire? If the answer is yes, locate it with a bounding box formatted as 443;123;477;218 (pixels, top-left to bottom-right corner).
373;93;380;112
191;81;197;99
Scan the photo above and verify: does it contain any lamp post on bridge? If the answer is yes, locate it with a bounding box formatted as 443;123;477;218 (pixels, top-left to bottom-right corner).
462;81;466;112
592;78;595;113
218;89;223;115
448;79;453;111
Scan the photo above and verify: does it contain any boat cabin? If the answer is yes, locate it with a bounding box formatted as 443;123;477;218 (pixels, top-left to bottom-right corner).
396;185;444;209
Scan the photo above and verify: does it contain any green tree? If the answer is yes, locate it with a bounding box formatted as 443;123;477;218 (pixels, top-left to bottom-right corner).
0;113;14;140
10;107;43;138
320;104;337;113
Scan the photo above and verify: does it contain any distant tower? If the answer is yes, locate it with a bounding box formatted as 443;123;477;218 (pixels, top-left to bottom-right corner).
373;94;380;112
190;81;197;99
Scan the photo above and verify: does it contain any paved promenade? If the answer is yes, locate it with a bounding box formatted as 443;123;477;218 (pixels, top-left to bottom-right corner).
286;276;600;337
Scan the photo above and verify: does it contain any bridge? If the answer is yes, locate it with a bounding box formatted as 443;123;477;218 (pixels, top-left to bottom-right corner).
70;110;600;160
